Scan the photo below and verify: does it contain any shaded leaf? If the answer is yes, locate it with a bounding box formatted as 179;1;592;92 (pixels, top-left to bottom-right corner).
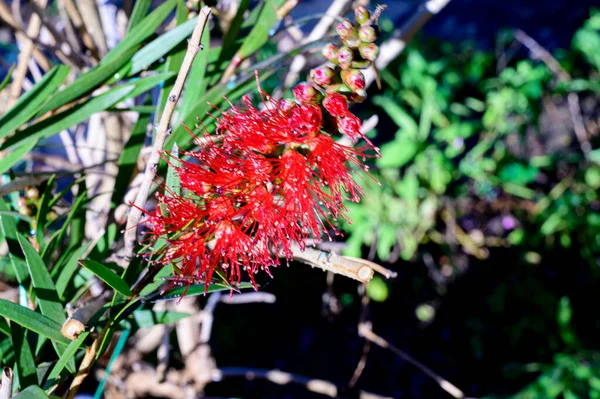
0;139;36;175
11;323;38;389
46;331;88;381
13;385;49;399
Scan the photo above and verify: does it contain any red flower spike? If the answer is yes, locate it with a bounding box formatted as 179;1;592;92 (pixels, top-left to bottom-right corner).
323;93;349;117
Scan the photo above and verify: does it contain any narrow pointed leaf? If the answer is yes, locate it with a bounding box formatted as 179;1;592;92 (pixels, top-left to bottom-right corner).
13;385;50;399
0;66;70;139
126;0;151;33
0;139;36;176
0;199;27;283
79;260;132;297
46;331;88;381
0;299;69;344
11;324;38;389
0;64;14;91
166;143;181;197
1;86;134;151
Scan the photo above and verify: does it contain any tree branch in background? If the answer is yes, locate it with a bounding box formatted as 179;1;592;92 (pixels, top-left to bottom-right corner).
0;367;13;399
123;7;212;263
359;322;468;399
513;29;592;157
364;0;452;88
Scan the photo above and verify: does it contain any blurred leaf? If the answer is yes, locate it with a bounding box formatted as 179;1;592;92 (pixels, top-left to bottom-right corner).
1;86;134;151
11;324;38;389
46;331;88;381
217;0;251;66
126;72;176;98
0;299;69;344
377;137;418;169
499;163;539;186
0;64;14;91
79;260;132;297
377;224;397;260
102;0;176;66
133;310;191;327
35;175;55;250
236;0;277;59
0;139;36;175
126;0;151;33
55;244;92;300
130;17;197;76
373;96;418;137
0;66;70;139
367;276;389;302
13;385;49;399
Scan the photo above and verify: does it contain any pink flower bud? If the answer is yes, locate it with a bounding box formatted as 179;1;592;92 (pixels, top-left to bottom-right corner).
341;69;366;92
338;113;362;138
311;66;335;86
323;93;349;117
336;19;354;38
354;6;370;25
337;46;354;70
322;43;339;61
359;43;379;61
293;82;321;103
358;26;377;43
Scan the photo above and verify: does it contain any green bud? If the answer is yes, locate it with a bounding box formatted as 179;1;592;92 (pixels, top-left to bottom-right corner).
354;6;370;25
359;42;379;61
358;26;377;43
335;19;354;38
322;43;339;61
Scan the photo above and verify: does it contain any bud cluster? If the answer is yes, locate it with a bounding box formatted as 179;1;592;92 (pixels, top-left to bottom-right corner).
292;6;384;144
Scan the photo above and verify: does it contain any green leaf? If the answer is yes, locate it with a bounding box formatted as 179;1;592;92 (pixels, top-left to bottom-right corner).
367;276;389;302
236;0;277;59
11;324;38;389
126;72;176;99
178;23;210;120
147;282;254;302
0;139;36;175
102;0;176;66
55;243;92;300
41;190;87;263
46;331;88;381
373;96;418;138
126;0;151;33
35;175;55;250
166;143;181;197
0;317;9;336
377;137;419;169
130;17;198;76
0;66;70;139
0;299;69;344
0;64;14;91
134;310;191;328
79;260;132;297
36;50;136;116
17;234;65;324
13;385;49;399
0;199;28;284
1;86;135;151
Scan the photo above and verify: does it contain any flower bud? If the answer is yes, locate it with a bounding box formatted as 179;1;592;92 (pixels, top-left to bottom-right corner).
311;66;335;86
322;43;339;61
19;205;31;217
358;26;377;43
354;6;370;25
293;82;321;103
343;34;361;49
335;19;354;38
323;93;349;117
26;187;39;200
337;46;354;70
338;113;362;138
341;69;366;92
359;43;379;61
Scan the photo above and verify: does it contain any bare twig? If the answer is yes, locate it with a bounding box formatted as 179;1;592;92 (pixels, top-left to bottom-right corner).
364;0;452;87
513;29;592;156
0;367;13;399
8;0;48;107
359;323;467;399
123;7;212;262
59;0;99;59
290;245;375;283
76;0;108;56
62;291;111;340
213;367;393;399
66;336;100;399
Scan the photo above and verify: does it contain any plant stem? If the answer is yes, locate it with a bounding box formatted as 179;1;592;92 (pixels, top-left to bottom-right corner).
123;6;212;263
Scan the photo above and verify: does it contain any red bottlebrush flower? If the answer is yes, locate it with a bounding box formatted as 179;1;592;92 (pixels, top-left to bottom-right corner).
323;93;349;117
289;103;322;138
293;82;320;103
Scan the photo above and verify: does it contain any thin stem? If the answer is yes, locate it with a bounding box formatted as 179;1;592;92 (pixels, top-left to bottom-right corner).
123;7;212;263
